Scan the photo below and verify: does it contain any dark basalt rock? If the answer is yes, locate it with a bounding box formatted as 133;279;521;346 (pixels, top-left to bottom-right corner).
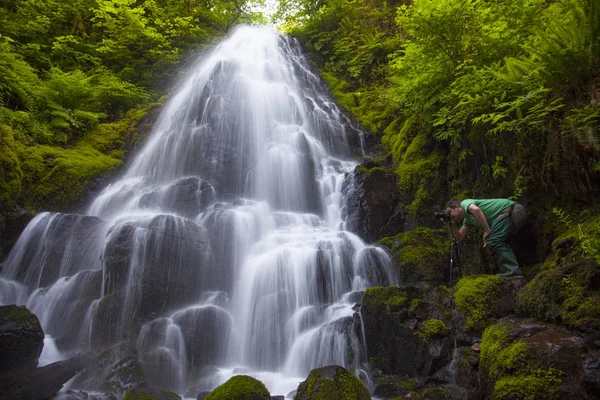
102;214;217;312
0;353;91;400
361;285;454;377
2;213;106;289
123;387;181;400
139;176;216;218
0;305;44;374
172;306;232;368
342;161;405;243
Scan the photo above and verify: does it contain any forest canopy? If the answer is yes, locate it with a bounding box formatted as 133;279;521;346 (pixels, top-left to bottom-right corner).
280;0;600;212
0;0;599;226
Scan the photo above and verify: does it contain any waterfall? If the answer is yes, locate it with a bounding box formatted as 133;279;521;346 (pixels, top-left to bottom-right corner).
0;25;397;397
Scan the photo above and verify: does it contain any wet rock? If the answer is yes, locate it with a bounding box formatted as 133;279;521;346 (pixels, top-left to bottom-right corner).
172;306;232;368
342;162;405;243
70;343;148;396
101;215;218;328
361;285;453;377
295;365;370;400
370;369;422;398
421;384;470;400
123;387;181;400
2;213;106;289
0;305;44;373
139;177;216;218
0;353;91;400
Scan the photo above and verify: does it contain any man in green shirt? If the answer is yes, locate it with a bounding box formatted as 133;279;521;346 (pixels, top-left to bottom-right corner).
445;198;527;277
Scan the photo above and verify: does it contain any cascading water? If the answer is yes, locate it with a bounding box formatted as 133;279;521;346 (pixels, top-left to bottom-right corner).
0;25;397;397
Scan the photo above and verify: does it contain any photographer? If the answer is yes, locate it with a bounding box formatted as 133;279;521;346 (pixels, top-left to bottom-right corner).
445;198;527;278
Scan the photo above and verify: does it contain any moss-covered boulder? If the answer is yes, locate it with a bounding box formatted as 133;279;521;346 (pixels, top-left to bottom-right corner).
517;257;600;333
0;305;44;373
361;285;453;376
70;343;149;396
295;365;370;400
123;387;180;400
480;318;595;399
453;275;526;334
378;227;449;284
204;375;270;400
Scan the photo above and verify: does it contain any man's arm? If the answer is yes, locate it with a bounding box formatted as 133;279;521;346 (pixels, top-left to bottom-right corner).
467;203;492;242
452;223;471;241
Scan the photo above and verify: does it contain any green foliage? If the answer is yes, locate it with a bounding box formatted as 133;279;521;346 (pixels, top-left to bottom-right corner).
453;275;503;332
205;375;270;400
290;0;600;213
480;323;564;400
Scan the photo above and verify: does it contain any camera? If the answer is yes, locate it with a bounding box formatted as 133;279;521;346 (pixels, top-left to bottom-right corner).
434;209;451;221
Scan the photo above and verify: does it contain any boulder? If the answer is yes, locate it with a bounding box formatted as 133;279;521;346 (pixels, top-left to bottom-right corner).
139;177;216;218
0;353;91;400
1;213;106;289
361;285;453;377
98;214;219;345
172;306;232;369
204;375;270;400
295;365;370;400
123;387;181;400
342;161;405;243
0;305;44;374
480;317;598;399
70;343;149;396
378;227;449;285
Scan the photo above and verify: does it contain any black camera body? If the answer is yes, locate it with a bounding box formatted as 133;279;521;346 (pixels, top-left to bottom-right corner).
434;209;451;221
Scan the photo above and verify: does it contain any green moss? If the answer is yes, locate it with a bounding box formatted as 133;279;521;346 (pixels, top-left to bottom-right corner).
493;373;562;400
0;305;41;331
393;129;445;214
205;375;270;400
517;257;600;332
362;286;406;309
480;323;564;400
296;366;370;400
13;103;157;212
356;164;385;176
0;125;24;209
417;319;449;343
18;142;121;210
453;275;503;332
378;227;449;284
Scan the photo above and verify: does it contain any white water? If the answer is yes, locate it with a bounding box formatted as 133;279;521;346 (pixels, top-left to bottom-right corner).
0;25;397;397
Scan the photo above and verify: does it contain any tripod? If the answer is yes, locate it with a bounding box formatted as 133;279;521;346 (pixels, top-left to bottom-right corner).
447;221;468;286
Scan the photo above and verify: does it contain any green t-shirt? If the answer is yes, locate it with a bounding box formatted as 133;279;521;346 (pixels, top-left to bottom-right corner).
460;198;516;228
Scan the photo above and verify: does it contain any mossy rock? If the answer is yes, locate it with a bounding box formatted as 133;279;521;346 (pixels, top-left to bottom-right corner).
205;375;270;400
0;305;44;373
417;319;450;343
361;285;452;376
123;387;180;400
517;257;600;333
479;321;575;399
453;275;504;333
295;365;370;400
378;227;449;284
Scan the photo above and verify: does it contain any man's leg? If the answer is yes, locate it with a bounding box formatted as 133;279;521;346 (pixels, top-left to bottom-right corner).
487;216;522;277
